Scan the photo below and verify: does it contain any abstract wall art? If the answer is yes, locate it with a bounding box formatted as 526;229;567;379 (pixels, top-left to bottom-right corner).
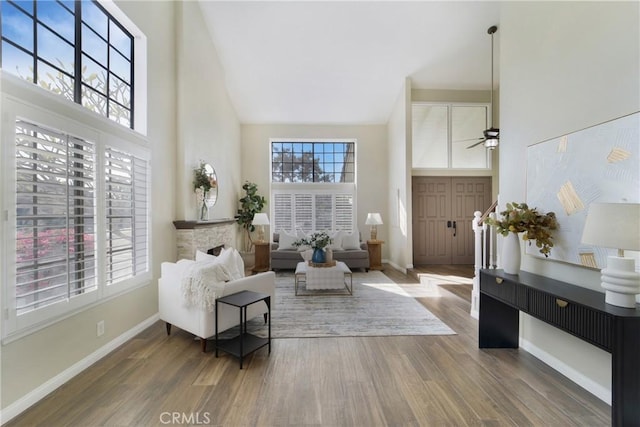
526;112;639;270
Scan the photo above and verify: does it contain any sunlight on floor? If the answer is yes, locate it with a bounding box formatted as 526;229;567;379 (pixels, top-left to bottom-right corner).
360;279;443;298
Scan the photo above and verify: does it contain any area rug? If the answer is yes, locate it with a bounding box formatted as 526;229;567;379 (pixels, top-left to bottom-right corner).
222;271;455;338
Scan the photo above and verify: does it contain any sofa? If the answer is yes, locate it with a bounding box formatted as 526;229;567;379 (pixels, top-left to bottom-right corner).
158;248;276;352
270;231;370;271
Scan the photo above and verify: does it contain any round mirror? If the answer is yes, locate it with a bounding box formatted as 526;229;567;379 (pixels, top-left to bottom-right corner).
204;164;218;207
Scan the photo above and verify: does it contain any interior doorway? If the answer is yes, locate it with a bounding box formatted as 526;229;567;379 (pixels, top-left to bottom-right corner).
412;176;492;265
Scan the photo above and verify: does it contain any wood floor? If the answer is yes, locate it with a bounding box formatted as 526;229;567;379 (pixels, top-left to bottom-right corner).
7;265;610;426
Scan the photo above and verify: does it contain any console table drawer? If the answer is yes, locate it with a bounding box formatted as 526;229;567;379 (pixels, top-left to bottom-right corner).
480;272;517;305
527;289;612;351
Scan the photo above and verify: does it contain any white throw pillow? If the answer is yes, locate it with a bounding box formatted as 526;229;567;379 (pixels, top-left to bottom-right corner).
195;250;217;262
341;232;361;250
216;248;243;280
328;230;343;250
230;248;245;278
277;230;299;250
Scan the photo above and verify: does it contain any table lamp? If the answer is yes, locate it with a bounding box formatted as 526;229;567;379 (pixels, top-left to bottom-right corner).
365;213;383;241
581;203;640;308
252;213;270;243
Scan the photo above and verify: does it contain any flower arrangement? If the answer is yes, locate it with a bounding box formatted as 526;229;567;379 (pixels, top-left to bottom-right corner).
193;162;218;221
293;231;333;250
193;162;216;194
485;202;558;257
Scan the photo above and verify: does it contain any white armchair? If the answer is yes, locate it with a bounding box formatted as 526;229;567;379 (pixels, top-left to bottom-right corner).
158;258;276;351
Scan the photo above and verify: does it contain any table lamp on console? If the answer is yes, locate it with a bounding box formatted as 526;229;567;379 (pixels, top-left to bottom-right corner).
581;202;640;308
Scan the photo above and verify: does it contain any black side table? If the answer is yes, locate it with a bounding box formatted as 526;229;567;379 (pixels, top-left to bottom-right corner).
215;290;271;369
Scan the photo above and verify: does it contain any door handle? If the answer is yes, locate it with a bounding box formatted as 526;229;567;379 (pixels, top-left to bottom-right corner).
447;220;452;228
452;221;457;237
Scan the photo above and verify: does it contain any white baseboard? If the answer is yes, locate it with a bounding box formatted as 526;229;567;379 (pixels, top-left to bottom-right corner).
519;337;611;405
1;314;160;425
384;260;406;274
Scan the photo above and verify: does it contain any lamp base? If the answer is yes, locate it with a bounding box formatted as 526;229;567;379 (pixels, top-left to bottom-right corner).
256;225;266;244
601;256;640;308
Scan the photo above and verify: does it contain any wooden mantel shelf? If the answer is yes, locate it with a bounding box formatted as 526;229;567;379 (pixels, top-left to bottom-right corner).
173;218;236;229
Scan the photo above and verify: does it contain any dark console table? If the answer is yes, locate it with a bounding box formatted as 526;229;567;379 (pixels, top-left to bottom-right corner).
479;269;640;426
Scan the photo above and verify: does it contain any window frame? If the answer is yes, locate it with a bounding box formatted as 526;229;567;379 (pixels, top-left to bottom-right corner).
270;138;357;235
1;0;143;132
14;120;98;317
271;140;356;183
411;102;493;170
1;87;151;342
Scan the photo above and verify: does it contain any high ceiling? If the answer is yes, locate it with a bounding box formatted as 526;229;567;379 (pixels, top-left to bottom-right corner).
198;1;501;125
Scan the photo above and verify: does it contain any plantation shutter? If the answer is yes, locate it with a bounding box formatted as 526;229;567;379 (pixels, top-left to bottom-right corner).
15;120;97;315
272;190;354;233
294;194;313;232
335;194;354;231
315;194;333;231
105;147;148;285
273;193;293;232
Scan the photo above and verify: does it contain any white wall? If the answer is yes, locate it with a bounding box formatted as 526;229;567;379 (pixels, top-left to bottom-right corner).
386;79;412;272
499;1;640;402
1;0;178;414
176;1;242;226
241;124;389;255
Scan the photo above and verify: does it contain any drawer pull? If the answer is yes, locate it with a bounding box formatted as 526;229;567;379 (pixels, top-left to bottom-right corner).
496;278;503;284
556;299;569;308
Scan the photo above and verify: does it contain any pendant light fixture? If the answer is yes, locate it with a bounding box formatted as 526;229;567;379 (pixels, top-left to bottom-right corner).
467;25;500;150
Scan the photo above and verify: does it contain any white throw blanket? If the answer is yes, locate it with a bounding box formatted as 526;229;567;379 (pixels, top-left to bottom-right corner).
181;261;230;312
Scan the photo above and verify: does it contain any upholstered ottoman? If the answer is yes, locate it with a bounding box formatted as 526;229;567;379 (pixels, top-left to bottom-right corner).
294;261;353;295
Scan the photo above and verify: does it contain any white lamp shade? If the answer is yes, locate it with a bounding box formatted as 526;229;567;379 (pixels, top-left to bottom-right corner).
581;203;640;251
252;213;270;226
365;213;383;225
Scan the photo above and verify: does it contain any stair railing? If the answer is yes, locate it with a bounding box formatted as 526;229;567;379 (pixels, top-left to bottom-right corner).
471;201;498;318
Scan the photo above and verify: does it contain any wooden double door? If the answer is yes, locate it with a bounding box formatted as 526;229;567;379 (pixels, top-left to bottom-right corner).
412;176;492;265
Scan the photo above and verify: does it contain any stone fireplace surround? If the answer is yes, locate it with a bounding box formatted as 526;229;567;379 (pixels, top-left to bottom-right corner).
172;219;236;260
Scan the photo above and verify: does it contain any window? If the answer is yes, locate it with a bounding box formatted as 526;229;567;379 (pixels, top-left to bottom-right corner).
272;191;354;233
104;147;148;286
412;103;491;169
271;140;356;234
1;0;135;128
15;121;97;315
4;108;150;338
271;141;355;183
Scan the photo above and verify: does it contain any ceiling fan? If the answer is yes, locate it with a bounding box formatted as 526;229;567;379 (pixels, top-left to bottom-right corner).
466;25;499;150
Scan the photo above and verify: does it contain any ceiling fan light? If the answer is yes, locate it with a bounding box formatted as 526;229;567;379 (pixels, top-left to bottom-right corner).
484;138;499;150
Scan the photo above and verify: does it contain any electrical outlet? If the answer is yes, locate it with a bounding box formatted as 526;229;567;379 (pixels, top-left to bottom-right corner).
97;320;105;337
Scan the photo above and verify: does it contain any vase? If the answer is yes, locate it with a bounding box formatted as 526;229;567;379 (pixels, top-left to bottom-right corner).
199;199;208;221
502;232;521;274
325;248;333;263
312;248;326;264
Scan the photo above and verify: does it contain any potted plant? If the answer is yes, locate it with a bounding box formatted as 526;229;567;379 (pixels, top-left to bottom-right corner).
485;202;558;273
235;181;266;256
